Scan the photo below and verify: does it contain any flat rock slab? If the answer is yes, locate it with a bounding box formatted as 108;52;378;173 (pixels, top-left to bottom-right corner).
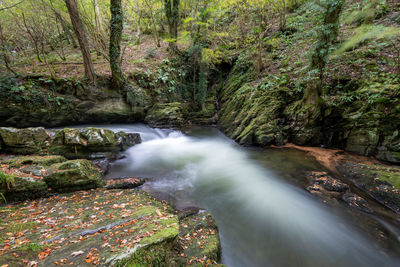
0;189;179;266
105;177;145;190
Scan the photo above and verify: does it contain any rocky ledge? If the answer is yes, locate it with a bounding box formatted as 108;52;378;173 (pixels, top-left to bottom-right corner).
0;127;141;159
0;189;223;266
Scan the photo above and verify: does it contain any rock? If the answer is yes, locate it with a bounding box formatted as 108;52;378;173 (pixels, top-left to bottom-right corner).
1;176;48;202
376;131;400;164
0;189;180;266
44;159;104;192
0;127;140;160
4;155;67;168
337;162;400;214
115;131;142;150
345;128;379;156
145;103;186;127
0;127;49;154
171;210;221;265
87;98;138;122
307;171;349;192
342;193;373;213
92;158;111;174
105;177;145;189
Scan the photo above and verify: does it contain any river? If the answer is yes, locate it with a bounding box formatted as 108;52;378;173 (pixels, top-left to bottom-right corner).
72;124;400;266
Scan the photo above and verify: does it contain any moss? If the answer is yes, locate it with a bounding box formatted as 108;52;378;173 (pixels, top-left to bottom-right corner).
4;155;67;168
44;159;104;192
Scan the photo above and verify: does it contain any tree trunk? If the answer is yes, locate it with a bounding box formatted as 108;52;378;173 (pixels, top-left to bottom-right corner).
164;0;180;48
110;0;125;89
65;0;95;83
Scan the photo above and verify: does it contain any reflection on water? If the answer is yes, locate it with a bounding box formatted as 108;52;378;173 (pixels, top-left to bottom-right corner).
101;124;400;267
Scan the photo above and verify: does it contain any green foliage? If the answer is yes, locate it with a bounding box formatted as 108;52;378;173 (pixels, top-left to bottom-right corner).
335;24;399;54
0;171;15;190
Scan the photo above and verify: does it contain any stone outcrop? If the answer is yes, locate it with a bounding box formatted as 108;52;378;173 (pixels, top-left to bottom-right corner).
0;127;141;159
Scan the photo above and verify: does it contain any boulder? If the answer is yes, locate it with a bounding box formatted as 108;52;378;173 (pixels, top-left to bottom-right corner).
44;159;104;192
145;103;186;127
1;175;48;202
0;127;141;159
0;127;49;154
105;177;145;189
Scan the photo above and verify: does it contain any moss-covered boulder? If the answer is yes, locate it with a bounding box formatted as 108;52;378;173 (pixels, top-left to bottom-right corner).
0;172;48;203
0;127;141;159
0;189;179;266
4;177;48;202
4;155;67;168
0;127;49;154
145;102;186;127
44;159;104;192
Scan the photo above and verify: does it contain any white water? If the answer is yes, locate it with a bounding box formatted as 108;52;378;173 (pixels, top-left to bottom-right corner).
104;125;398;267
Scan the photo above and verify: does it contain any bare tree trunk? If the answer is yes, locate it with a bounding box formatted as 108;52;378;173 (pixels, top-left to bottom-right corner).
110;0;125;89
0;22;16;75
65;0;95;83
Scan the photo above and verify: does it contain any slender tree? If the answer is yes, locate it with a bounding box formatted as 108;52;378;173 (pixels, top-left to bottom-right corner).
164;0;180;48
65;0;95;83
110;0;125;89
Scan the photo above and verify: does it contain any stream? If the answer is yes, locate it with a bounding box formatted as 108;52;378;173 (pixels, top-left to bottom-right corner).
75;124;400;266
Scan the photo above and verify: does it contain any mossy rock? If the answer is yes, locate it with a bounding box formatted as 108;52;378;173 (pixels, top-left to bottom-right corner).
1;176;48;202
171;211;221;265
87;98;140;122
4;155;67;168
44;159;104;192
145;102;186;127
0;189;181;266
345;128;379;156
0;127;49;154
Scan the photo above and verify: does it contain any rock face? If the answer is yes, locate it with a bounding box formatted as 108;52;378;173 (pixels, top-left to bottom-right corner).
0;127;141;159
45;159;104;193
0;189;222;266
145;103;186;127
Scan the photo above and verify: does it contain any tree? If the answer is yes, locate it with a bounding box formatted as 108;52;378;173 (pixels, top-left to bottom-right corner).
304;0;345;104
110;0;125;89
65;0;95;83
164;0;180;48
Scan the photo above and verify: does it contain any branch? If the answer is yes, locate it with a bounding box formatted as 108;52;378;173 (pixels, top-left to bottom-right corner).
0;0;26;11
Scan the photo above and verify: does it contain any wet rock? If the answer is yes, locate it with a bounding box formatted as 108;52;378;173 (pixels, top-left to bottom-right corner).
86;98;140;122
105;177;145;189
115;131;142;150
337;162;400;214
342;193;373;213
307;171;349;192
44;159;104;192
0;189;179;266
92;158;111;174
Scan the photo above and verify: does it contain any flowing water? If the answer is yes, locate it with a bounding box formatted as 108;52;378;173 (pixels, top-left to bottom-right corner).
79;124;400;266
